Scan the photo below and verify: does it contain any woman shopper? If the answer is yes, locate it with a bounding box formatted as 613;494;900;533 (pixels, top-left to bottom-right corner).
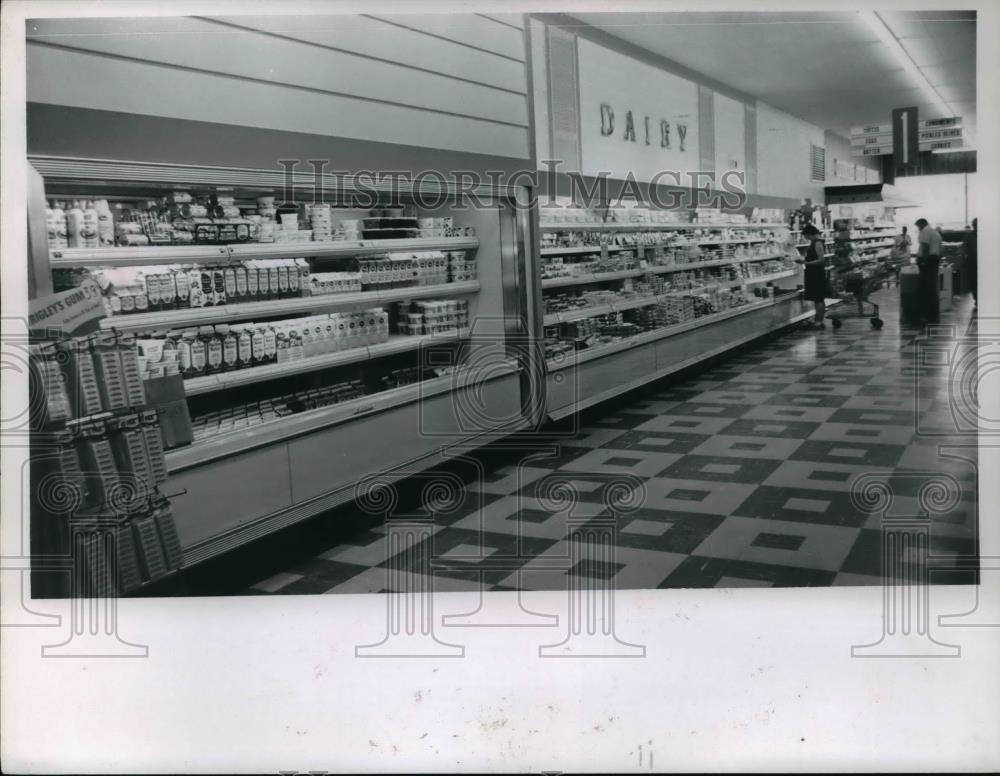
799;223;831;328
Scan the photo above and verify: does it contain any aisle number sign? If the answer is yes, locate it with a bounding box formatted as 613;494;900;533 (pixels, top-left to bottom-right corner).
892;107;919;167
849;116;963;157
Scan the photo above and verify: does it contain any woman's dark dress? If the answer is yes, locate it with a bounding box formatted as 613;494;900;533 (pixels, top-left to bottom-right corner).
802;238;831;302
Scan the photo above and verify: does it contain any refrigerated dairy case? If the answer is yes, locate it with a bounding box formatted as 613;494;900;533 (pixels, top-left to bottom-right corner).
27;156;539;586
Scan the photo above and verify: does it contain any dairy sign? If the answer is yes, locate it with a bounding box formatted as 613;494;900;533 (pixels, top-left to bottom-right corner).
577;38;700;182
597;103;690;152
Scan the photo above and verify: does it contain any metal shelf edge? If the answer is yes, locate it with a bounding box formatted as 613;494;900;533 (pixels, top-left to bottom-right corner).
546;297;784;371
165;360;519;472
99;281;481;330
182;330;468;396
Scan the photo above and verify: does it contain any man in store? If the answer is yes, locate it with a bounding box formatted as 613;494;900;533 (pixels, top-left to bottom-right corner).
915;217;943;323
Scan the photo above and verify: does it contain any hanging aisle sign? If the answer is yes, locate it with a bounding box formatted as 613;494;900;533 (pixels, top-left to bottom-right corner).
892;107;920;168
849;116;963;156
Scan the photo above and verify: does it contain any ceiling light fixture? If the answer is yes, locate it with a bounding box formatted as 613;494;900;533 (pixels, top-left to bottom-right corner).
858;11;958;120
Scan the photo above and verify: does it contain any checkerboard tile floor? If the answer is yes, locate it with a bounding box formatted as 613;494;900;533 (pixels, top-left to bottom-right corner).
247;290;980;595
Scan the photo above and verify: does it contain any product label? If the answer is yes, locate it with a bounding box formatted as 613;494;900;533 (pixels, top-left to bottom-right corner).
224;268;237;298
235;267;248;296
237;332;252;364
160;274;177;306
134;294;149;312
223;336;238;368
247;267;259;296
178;340;192;370
268;267;280;295
288;264;300;292
174;272;190;303
263;328;277;359
207;338;223;369
146;276;162;306
251;329;265;362
212;270;226;305
191;340;206;371
201;271;214;302
277;266;289;294
188;273;204;307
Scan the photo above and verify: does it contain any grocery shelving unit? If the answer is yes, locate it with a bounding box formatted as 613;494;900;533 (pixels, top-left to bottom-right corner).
537;217;808;419
28;156;536;567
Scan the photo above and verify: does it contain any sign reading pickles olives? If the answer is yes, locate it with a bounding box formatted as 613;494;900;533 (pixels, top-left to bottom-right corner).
576;38;700;183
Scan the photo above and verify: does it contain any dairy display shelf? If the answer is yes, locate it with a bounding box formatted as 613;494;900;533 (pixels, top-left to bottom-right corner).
545;294;817;421
744;269;798;284
183;330;469;396
98;280;481;330
541;270;641;288
166;358;520;472
544;286;732;326
49;236;481;268
796;235;896;248
541;255;793;289
548;297;779;371
540;222;788;232
540;237;768;256
540;271;801;326
648;254;789;273
541;245;633;257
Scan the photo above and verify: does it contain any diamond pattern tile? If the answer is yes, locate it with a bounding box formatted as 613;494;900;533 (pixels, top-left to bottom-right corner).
242;290;978;596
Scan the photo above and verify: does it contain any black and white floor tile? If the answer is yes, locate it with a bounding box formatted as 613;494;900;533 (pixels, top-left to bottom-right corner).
247;290;980;595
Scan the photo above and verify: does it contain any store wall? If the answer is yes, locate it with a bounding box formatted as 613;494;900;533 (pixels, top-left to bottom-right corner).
26;14;531;162
892;173;977;229
754;101;826;202
574;37;700;182
825;130;881;185
714;92;746;181
530;15;833;207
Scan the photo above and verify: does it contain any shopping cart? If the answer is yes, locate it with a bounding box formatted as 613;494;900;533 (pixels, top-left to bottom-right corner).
827;264;883;329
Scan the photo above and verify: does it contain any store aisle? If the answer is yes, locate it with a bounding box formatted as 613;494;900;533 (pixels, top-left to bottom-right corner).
246;289;979;595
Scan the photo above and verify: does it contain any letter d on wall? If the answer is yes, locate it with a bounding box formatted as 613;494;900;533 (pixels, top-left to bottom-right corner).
600;103;615;136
